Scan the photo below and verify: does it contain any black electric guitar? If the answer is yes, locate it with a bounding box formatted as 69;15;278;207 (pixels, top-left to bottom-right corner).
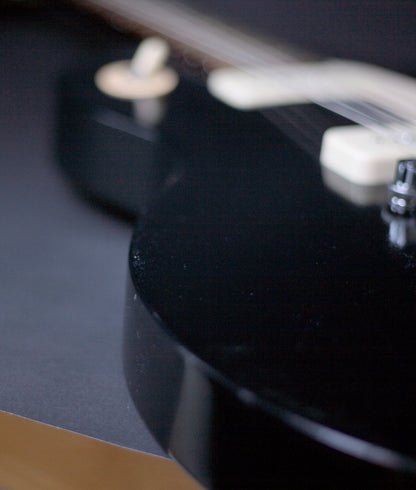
61;1;416;488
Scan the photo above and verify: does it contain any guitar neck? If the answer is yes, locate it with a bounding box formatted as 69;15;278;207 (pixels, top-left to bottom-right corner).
73;0;312;69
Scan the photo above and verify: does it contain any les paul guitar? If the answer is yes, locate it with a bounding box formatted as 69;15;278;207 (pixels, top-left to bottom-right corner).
59;1;416;488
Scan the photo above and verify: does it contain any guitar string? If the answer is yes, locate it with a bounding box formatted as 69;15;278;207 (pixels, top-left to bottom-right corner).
169;1;416;146
264;105;336;159
93;0;416;146
160;1;416;146
225;64;416;146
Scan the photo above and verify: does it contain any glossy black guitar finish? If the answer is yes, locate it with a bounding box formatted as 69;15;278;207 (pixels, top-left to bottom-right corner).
123;80;416;488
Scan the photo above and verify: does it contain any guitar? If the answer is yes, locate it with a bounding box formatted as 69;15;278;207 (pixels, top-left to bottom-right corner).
60;1;416;488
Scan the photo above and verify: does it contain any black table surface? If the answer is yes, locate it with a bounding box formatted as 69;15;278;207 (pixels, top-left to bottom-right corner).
0;4;163;455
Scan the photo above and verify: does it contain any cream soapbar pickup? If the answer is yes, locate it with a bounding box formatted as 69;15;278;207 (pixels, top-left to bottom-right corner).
208;60;416;186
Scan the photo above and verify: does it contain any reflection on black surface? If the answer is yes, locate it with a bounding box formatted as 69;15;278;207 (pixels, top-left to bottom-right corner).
382;209;416;249
321;166;388;207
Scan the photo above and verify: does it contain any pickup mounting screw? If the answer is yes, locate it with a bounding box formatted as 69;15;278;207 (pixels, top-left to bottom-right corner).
388;159;416;215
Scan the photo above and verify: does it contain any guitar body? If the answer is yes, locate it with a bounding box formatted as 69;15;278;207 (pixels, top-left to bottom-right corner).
120;79;416;488
56;2;416;487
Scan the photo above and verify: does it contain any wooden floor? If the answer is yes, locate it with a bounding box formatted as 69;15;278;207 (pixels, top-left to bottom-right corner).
0;411;202;489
